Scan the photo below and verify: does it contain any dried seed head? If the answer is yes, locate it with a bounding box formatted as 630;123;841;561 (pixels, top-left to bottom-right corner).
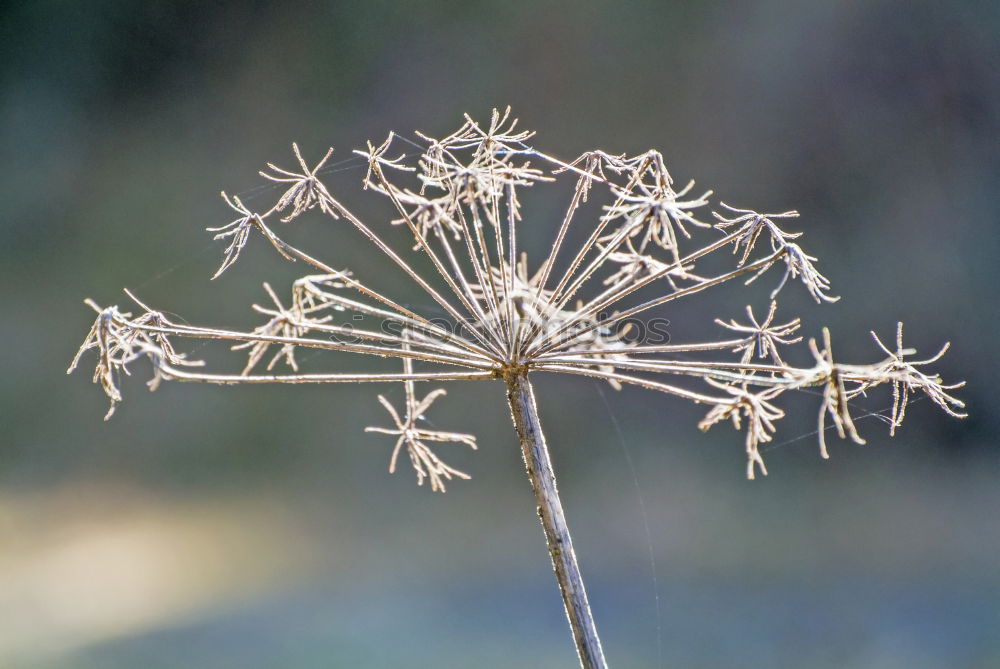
71;107;965;483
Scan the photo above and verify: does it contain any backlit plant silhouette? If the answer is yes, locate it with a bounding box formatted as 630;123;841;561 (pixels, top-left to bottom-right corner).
69;107;965;669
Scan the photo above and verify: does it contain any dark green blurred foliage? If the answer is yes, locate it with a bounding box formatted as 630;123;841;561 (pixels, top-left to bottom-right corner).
2;1;998;667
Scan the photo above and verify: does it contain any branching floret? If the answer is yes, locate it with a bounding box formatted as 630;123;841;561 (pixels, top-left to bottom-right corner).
698;381;785;480
715;301;802;367
67;295;204;419
863;323;966;435
234;282;332;374
365;340;478;492
259;142;340;222
206;192;294;278
601;172;713;264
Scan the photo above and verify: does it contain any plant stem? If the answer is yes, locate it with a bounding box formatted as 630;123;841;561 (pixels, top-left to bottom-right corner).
505;372;609;669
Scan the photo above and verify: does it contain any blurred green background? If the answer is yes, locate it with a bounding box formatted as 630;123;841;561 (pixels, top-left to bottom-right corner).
2;1;999;667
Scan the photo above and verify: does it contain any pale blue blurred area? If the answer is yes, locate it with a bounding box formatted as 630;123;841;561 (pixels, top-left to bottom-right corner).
2;1;999;667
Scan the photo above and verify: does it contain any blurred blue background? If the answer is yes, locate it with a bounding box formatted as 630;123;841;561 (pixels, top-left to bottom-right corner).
2;1;998;667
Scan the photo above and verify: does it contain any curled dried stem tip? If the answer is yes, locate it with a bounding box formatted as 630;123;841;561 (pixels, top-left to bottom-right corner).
809;328;865;459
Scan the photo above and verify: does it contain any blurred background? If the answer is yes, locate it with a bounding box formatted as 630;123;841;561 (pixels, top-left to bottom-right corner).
2;1;999;667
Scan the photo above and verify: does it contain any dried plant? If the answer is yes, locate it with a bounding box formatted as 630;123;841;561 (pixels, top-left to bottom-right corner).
69;107;965;669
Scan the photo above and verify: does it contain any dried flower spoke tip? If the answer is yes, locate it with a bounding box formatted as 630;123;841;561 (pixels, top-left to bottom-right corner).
366;384;477;493
235;282;334;374
775;242;838;303
207;192;294;278
260;143;340;222
354;132;416;191
699;380;785;479
464;105;536;153
867;322;967;435
601;178;713;263
715;301;802;367
553;150;628;201
712;204;801;261
602;240;701;290
713;204;837;302
68;295;202;419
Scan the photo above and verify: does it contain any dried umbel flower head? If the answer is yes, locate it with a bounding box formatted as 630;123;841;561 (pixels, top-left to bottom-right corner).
70;107;965;669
